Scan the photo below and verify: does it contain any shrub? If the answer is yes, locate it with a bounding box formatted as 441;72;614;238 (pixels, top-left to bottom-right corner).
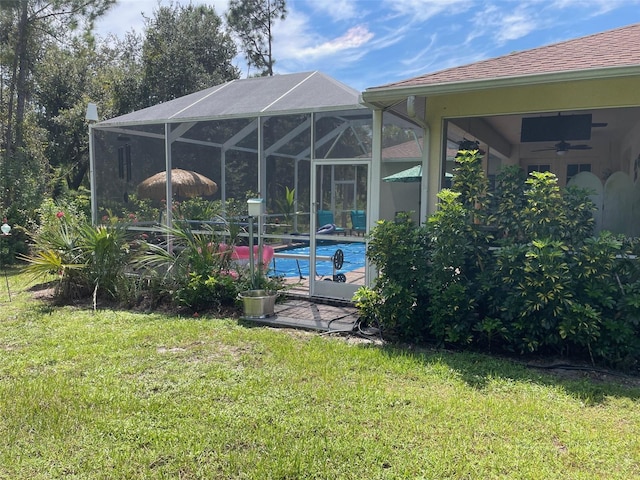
23;212;134;301
426;189;476;344
355;212;429;340
133;222;284;312
0;223;29;266
492;239;573;353
356;148;640;369
490;165;527;244
426;151;493;345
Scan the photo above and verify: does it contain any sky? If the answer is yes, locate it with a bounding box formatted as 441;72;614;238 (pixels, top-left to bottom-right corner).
95;0;640;92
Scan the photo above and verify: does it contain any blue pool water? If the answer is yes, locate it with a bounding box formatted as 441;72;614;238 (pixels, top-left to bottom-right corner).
269;242;366;278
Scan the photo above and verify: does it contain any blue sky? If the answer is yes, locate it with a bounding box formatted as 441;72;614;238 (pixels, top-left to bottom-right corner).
96;0;640;91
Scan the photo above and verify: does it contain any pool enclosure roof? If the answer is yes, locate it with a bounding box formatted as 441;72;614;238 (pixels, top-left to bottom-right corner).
96;71;366;128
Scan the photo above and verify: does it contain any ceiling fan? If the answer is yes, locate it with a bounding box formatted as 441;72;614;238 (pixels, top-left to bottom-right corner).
532;140;592;156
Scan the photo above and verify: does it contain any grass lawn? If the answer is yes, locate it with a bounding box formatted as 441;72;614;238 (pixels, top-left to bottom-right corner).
0;270;639;479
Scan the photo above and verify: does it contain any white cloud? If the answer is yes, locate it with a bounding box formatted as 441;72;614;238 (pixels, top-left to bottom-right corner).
494;13;537;42
549;0;632;14
306;0;360;21
383;0;475;22
284;25;374;61
464;2;543;46
274;4;375;67
399;34;437;66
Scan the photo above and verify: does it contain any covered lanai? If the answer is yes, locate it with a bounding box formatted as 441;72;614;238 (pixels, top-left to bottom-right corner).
89;71;424;301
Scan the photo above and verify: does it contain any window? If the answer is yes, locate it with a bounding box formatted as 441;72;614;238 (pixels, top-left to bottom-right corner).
527;164;551;175
566;163;591;183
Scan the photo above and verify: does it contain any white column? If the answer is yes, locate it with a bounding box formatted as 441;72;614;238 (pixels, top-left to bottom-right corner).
366;108;383;286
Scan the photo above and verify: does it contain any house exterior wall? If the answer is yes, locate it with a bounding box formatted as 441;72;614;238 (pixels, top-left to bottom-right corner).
422;76;640;215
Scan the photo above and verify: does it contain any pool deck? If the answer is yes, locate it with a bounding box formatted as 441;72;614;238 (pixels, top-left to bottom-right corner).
241;295;360;332
241;241;365;332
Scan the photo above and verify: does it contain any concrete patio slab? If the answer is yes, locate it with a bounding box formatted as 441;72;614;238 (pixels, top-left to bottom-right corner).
240;298;358;332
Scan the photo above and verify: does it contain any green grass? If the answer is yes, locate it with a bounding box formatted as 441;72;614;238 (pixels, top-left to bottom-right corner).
0;269;639;479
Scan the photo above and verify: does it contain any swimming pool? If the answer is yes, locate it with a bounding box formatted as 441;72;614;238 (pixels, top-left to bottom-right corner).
269;242;366;278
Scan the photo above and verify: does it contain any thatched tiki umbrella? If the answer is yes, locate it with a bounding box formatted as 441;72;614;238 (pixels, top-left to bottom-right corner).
137;169;218;201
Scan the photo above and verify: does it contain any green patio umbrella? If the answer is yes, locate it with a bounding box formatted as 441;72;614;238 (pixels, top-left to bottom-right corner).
383;165;454;183
382;165;422;182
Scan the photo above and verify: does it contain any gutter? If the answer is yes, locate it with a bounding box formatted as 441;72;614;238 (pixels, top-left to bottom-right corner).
361;64;640;107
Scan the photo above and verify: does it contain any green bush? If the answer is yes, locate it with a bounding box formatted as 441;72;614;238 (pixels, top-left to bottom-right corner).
23;211;134;300
356;149;640;370
23;208;286;313
354;212;429;340
426;151;493;345
175;272;240;312
0;223;29;266
425;189;476;344
133;222;284;312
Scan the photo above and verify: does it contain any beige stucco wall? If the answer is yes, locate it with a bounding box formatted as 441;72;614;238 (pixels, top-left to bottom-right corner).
423;76;640;214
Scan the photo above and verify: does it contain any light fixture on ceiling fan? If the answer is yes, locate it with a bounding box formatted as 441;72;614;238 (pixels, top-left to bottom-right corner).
532;140;592;156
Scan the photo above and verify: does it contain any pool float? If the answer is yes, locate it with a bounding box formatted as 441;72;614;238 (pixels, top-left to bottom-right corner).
231;245;275;267
316;223;336;235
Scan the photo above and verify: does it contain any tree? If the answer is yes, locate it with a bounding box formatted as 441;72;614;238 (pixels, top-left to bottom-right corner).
35;38;101;192
35;31;148;193
226;0;287;76
100;31;145;114
141;3;239;104
0;0;114;212
1;0;114;154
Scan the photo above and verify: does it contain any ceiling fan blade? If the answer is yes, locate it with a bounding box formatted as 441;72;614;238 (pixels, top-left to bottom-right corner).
592;122;608;128
531;147;556;152
568;144;592;150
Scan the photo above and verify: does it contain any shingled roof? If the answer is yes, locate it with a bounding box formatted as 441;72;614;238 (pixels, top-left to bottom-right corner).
367;23;640;92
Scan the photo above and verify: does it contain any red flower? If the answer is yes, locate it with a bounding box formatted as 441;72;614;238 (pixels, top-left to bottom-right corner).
193;312;199;318
56;211;64;219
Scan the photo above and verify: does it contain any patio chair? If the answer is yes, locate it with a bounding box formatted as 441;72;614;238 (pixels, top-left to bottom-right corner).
317;210;346;235
350;210;366;235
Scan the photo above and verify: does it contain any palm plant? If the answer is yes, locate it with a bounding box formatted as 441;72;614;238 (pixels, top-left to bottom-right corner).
133;218;253;310
23;214;134;301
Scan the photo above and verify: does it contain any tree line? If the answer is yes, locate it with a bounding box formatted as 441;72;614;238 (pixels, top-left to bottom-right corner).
0;0;286;226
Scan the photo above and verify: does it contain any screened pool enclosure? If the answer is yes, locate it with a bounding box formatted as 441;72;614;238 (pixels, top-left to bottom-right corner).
89;72;424;301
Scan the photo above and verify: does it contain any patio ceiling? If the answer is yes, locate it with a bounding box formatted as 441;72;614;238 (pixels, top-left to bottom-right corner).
451;106;640;160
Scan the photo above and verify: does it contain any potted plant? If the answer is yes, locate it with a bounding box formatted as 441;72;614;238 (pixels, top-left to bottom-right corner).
238;198;282;319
